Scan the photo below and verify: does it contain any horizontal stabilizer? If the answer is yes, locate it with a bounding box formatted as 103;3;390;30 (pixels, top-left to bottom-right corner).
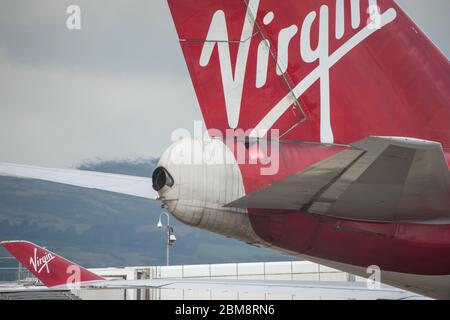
227;137;450;222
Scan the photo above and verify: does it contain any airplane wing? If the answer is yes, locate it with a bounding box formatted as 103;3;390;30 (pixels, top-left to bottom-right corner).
227;136;450;222
0;240;424;300
0;162;156;200
0;279;425;300
77;278;423;300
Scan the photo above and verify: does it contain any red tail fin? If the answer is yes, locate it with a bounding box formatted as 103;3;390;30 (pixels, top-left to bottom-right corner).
168;0;450;146
1;240;104;288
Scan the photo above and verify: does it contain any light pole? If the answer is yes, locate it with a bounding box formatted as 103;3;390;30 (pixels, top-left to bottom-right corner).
157;212;176;266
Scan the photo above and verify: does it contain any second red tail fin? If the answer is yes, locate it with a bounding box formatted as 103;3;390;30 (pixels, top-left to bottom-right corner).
1;240;104;288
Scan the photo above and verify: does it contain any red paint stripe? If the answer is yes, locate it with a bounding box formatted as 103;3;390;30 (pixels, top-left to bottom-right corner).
248;210;450;275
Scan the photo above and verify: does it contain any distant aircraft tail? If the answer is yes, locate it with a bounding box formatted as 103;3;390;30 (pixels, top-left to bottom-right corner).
167;0;450;146
1;240;104;288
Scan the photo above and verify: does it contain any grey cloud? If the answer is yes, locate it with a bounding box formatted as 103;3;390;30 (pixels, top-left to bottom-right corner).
0;53;201;167
0;0;185;76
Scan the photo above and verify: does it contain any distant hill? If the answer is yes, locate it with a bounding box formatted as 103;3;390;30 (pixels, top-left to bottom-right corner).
0;159;293;280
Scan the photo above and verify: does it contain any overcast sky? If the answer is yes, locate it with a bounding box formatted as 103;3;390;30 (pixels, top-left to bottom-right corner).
0;0;448;167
